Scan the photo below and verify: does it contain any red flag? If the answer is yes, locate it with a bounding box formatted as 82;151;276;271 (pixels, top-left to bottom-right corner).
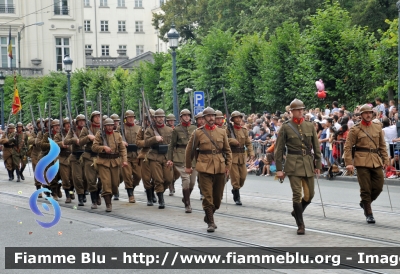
12;87;22;115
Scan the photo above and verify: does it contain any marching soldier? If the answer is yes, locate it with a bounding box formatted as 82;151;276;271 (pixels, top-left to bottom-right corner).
40;119;62;200
12;122;29;182
28;119;43;196
144;109;173;209
64;114;86;206
185;107;232;232
79;111;102;209
275;99;322;235
136;109;158;206
344;104;389;224
194;111;205;200
166;113;180;196
227;111;255;205
111;113;121;200
215;110;226;129
120;110;142;203
92;118;128;212
0;124;16;181
167;109;197;213
54;118;73;203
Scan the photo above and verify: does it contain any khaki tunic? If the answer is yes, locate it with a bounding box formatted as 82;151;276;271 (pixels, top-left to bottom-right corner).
136;128;152;189
79;126;101;193
226;126;254;189
92;130;127;196
54;131;72;190
28;131;42;186
274;120;321;203
64;127;86;194
0;132;15;170
12;131;28;168
144;125;173;193
343;121;389;203
120;123;142;189
185;126;232;210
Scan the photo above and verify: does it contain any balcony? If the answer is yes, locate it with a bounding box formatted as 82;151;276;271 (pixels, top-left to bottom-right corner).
0;4;15;13
54;6;69;15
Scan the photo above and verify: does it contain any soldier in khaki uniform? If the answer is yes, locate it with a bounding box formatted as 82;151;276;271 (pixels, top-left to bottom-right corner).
28;119;43;195
12;122;29;182
64;114;86;206
226;111;255;205
92;118;128;212
120;110;142;203
137;109;158;206
110;113;122;200
144;109;174;209
194;112;205;200
275;99;322;235
167;109;197;213
0;124;16;180
344;104;389;224
54;118;73;203
79;111;102;209
166;113;180;196
40;119;63;201
185;107;232;232
215;110;226;129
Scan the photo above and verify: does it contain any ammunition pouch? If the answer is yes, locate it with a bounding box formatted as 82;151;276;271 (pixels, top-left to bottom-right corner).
151;144;169;154
127;144;138;152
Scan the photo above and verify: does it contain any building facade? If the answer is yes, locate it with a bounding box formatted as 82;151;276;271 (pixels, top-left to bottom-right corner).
0;0;85;76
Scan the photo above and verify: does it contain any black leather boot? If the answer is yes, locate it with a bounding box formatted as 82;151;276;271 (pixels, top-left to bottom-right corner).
157;192;165;209
151;186;157;203
293;202;305;235
96;188;101;205
236;189;242;205
90;192;98;209
20;166;25;180
78;194;85;206
205;208;215;232
10;169;15;180
7;169;13;181
15;169;20;182
127;188;135;203
291;199;311;220
64;189;71;203
146;189;153;206
69;187;75;200
361;201;375;224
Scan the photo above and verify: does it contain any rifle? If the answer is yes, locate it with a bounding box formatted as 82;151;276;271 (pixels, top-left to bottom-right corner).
83;88;93;135
48;100;52;139
66;94;77;138
188;91;194;123
120;96;126;142
29;105;38;134
141;88;160;137
138;99;142;125
59;100;64;139
37;104;44;134
141;99;146;132
107;98;110;117
74;103;78;116
222;86;236;139
98;93;108;146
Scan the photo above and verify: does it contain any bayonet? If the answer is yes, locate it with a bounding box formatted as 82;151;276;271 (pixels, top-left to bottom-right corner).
222;86;236;139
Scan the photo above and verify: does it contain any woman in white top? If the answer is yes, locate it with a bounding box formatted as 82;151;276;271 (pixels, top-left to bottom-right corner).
324;104;331;116
382;118;397;158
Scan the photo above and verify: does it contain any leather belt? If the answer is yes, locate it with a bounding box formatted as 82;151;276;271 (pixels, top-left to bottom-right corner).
3;144;13;148
176;144;187;148
127;144;138;152
287;149;312;156
199;149;222;155
98;153;120;159
72;151;84;158
59;151;71;157
84;149;98;157
231;147;245;153
355;147;379;153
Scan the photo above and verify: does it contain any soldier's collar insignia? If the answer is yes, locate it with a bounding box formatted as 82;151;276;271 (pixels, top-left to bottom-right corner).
92;123;100;128
205;124;216;130
181;121;190;127
361;120;372;126
292;117;304;125
234;125;242;130
156;124;165;128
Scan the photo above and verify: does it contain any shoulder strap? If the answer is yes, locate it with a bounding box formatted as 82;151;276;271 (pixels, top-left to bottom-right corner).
201;128;220;150
359;127;378;149
178;125;189;140
286;122;311;149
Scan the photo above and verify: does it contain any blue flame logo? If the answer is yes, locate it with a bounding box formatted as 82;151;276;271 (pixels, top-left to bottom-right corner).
30;138;61;228
34;138;60;185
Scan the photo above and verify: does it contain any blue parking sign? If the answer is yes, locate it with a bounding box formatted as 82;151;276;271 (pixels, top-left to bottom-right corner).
194;91;205;115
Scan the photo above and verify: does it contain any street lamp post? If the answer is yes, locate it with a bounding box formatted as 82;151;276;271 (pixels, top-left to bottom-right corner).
167;24;180;125
0;71;5;130
397;1;400;137
18;22;44;75
63;55;73;109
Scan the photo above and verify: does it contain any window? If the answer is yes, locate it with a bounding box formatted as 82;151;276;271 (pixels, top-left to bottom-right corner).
159;0;164;6
85;45;92;49
134;0;142;7
54;0;68;15
84;20;91;32
55;38;70;71
84;0;90;7
136;45;143;56
118;21;126;32
0;36;15;68
101;45;109;56
119;45;126;49
0;0;15;13
99;0;107;6
117;0;125;7
100;20;108;32
135;21;143;32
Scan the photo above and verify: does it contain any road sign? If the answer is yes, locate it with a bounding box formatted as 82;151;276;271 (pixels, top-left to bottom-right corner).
194;91;205;115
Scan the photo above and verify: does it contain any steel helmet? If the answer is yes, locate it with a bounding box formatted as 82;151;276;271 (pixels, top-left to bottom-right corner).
125;110;135;118
195;112;203;119
110;113;120;121
359;104;373;114
289;99;306;110
8;123;15;129
104;118;115;125
166;114;176;121
51;119;60;127
154;109;165;117
215;110;224;119
16;122;23;127
90;111;101;121
180;109;191;116
230;111;243;122
63;118;70;124
76;114;86;122
202;107;216;117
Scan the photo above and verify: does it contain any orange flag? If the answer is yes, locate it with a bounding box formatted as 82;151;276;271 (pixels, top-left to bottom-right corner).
12;87;22;115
